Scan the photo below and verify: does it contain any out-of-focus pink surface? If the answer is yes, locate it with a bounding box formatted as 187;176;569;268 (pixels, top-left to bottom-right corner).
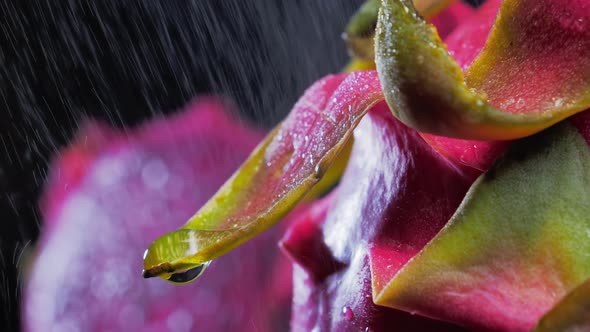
24;98;293;332
282;104;473;331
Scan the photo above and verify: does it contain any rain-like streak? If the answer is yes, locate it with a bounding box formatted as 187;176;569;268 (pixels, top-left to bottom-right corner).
0;1;363;330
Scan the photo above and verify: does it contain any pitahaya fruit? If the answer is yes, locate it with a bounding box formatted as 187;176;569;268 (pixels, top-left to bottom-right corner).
24;99;294;332
138;0;590;331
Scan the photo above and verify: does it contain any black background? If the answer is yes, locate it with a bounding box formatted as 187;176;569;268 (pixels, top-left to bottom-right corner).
0;1;482;330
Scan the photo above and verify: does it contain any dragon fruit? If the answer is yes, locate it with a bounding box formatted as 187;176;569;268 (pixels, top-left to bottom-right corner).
281;103;475;331
25;0;590;330
141;0;590;330
23;99;294;331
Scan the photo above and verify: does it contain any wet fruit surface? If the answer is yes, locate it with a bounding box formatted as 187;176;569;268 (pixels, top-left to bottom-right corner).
24;100;293;332
283;104;473;331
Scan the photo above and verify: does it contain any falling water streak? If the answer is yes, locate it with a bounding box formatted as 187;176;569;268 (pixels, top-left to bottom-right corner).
1;1;366;330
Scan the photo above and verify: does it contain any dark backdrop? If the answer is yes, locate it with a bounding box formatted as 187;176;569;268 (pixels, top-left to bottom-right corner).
0;0;482;330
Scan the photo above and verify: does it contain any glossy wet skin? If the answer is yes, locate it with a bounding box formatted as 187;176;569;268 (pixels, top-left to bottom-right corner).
280;0;590;328
283;104;473;331
141;72;385;281
139;1;484;282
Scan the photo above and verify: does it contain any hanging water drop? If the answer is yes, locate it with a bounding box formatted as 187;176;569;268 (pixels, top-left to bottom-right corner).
166;261;212;284
342;306;355;321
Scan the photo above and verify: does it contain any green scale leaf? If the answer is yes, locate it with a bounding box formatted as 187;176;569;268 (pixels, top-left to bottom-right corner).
375;0;590;140
143;72;384;280
373;123;590;331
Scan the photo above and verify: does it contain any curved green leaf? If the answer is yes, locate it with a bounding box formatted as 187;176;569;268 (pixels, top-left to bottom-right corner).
375;0;590;140
143;72;384;279
345;0;456;62
345;0;380;62
373;123;590;331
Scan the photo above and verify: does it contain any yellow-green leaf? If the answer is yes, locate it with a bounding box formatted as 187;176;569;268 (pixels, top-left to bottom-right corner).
143;72;384;281
373;123;590;331
375;0;590;140
345;0;456;62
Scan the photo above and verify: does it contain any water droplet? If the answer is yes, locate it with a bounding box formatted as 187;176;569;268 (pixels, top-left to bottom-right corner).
167;261;211;284
314;163;323;179
516;97;525;109
501;97;515;109
552;97;564;108
416;54;424;65
342;306;355;321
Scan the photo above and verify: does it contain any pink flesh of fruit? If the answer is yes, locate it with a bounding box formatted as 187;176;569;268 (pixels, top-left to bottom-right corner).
24;99;294;332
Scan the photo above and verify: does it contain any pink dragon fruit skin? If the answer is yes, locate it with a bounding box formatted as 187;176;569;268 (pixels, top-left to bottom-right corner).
282;103;475;331
279;0;590;327
24;98;293;332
